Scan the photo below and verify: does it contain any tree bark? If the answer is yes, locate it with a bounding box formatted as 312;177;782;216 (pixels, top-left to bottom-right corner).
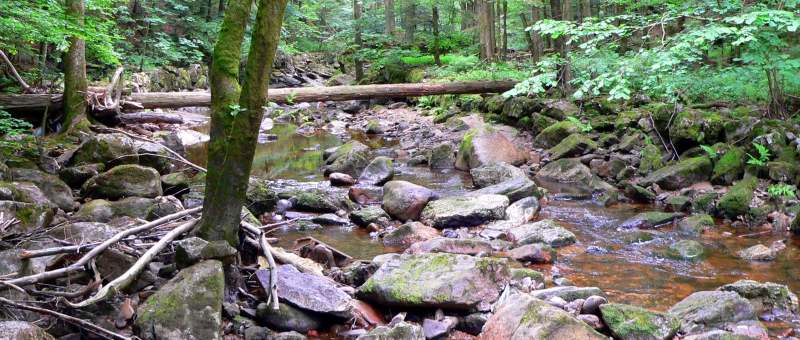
353;0;364;81
520;13;535;60
478;0;495;61
384;0;395;35
0;50;32;93
501;0;508;60
531;5;543;61
581;0;591;21
560;0;573;94
0;81;517;113
198;0;289;246
62;0;88;133
401;0;416;45
432;6;442;66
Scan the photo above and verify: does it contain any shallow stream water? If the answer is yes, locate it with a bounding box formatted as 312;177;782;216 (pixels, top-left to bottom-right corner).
186;119;800;326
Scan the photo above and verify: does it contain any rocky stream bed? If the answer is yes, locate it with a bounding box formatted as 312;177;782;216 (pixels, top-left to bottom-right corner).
2;96;800;339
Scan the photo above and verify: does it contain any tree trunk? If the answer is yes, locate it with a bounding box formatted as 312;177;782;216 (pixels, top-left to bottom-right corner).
531;5;543;61
401;0;416;45
384;0;395;36
520;13;535;61
581;0;591;21
478;0;495;61
62;0;88;133
0;81;518;113
199;0;289;246
559;0;573;94
501;0;508;60
218;0;225;16
353;0;364;80
766;68;786;118
432;6;441;66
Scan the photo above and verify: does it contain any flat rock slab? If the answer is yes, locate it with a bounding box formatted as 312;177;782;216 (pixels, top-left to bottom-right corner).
468;177;540;203
668;290;758;334
405;237;494;256
530;286;605;302
480;289;606;339
358;253;510;311
507;219;577;247
421;194;509;229
273;265;352;318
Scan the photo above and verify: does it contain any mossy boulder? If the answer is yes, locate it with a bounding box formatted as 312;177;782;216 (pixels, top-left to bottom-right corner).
59;163;105;188
324;141;371;177
542;99;579;120
766;161;798;182
548;133;597;160
639;144;665;174
717;177;758;219
291;188;353;213
532;120;579;148
406;237;494;256
0;201;54;234
455;126;526;171
615;110;644;130
72;197;159;222
502;96;542;119
640;156;712;191
68;133;138;166
421;194;509;228
357;321;425;340
245;180;278;215
712;147;746;185
668;110;726;152
427;142;455;169
0;181;56;209
600;303;680;340
82;164;163;199
480;289;606;339
718;280;799;316
134;260;224;340
667;290;758;334
357;253;510;311
484;95;507;114
528;113;558;135
666;240;706;262
677;214;715;236
256;302;321;333
9;168;75;211
350;206;390;227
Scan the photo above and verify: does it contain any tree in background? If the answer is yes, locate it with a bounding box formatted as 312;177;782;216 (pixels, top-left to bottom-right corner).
198;0;289;246
62;0;88;133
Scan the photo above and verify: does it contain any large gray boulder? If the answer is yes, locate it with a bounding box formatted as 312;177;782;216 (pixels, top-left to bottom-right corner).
82;164;163;199
358;156;394;186
469;162;527;188
480;289;606;339
0;200;54;234
276;264;352;317
668;290;759;334
256;302;321;333
9;168;75;211
382;222;439;247
356;321;425;340
68;133;138;166
382;181;436;221
135;260;224;340
455;126;526;170
0;181;56;209
405;237;493;256
0;321;55;340
420;194;508;228
468;177;540;203
535;158;617;201
507;219;577;247
325;141;371;177
504;196;540;224
358;253;510;311
718;280;799;317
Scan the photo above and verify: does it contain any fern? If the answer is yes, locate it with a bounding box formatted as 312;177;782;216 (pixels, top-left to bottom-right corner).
700;145;718;159
768;183;797;199
746;142;771;167
567;116;593;133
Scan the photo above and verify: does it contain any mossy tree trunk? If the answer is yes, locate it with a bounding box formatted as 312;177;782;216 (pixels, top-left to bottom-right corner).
432;5;441;66
353;0;364;81
384;0;395;36
199;0;289;247
62;0;88;133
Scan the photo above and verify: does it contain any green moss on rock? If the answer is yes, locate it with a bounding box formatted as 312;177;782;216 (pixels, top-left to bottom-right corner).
717;177;758;219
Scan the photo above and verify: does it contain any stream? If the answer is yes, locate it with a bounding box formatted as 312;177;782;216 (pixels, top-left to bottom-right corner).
185;114;800;319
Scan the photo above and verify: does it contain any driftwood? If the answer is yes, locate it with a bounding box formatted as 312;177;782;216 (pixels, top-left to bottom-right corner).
0;207;201;289
66;219;199;308
0;80;516;113
118;111;184;124
0;297;131;340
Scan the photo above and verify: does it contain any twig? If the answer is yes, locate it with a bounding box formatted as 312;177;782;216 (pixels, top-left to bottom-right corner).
19;243;100;259
0;297;131;340
1;207;201;289
66;218;199;308
241;221;279;310
0;49;32;93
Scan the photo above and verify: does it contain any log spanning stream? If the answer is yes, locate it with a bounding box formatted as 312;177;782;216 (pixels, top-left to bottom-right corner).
181;115;800;317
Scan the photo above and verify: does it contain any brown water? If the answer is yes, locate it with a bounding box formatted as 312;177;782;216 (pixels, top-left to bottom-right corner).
188;118;800;324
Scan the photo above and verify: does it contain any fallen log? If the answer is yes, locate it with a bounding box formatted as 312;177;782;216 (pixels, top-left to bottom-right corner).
0;80;516;114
